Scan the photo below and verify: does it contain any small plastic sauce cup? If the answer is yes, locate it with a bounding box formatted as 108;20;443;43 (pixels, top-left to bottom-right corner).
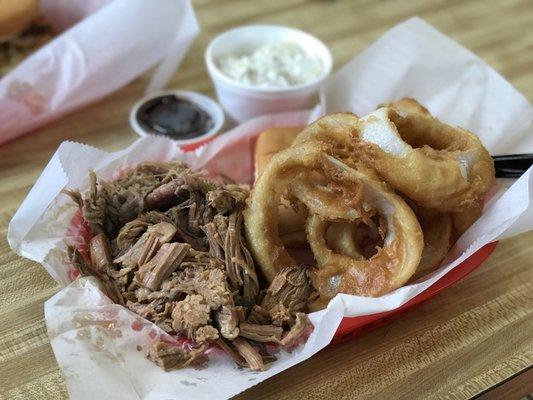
129;90;225;151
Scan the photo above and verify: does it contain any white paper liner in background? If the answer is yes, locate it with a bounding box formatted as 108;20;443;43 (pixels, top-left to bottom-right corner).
7;17;533;400
0;0;199;144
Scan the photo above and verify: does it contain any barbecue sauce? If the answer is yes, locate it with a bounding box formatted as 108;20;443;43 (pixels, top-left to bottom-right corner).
136;94;213;140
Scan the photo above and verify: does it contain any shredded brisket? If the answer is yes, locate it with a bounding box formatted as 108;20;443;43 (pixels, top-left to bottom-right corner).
89;234;113;274
135;242;190;290
238;323;283;343
147;341;207;371
66;161;313;371
232;338;265;371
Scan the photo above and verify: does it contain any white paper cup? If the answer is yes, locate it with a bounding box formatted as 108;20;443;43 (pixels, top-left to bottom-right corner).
129;90;225;150
205;25;333;123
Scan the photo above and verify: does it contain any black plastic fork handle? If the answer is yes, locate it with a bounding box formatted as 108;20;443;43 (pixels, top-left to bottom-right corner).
492;153;533;178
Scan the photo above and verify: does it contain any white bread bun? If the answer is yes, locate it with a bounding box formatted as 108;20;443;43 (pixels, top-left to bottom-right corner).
254;127;301;180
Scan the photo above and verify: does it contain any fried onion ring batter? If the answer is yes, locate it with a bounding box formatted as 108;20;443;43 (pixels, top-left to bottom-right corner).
409;205;453;281
301;157;423;297
452;204;483;237
354;107;494;211
290;101;494;212
322;205;452;283
325;222;364;259
244;144;342;282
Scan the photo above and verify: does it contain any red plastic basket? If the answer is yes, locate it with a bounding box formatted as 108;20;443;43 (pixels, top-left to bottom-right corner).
331;241;498;344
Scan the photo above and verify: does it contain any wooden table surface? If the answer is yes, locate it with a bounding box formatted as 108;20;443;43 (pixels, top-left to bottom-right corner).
1;0;532;399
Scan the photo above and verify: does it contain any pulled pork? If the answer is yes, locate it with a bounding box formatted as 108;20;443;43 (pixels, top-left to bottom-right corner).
147;341;207;371
66;161;313;371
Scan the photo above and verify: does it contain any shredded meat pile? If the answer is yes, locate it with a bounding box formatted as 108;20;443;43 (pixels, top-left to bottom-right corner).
66;161;313;371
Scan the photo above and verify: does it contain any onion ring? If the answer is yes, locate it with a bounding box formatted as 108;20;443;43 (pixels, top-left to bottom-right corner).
244;143;423;285
452;204;483;237
302;157;423;298
322;204;453;283
409;206;453;281
320;212;452;284
291;102;494;212
244;143;344;282
353;107;495;211
291;113;359;167
307;211;421;298
290;175;363;222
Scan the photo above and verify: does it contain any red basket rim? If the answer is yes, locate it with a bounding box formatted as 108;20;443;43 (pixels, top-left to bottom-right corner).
332;241;498;344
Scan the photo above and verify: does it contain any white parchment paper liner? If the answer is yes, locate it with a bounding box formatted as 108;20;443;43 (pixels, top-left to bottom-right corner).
7;17;533;400
0;0;199;144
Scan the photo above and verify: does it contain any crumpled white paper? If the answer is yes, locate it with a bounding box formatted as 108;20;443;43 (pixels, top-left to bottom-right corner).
7;17;533;400
0;0;199;144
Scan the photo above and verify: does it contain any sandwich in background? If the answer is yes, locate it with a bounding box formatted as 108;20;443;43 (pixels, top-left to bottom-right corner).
0;0;54;77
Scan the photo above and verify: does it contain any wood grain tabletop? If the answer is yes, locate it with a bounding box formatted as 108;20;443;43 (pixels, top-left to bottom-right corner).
1;0;532;399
